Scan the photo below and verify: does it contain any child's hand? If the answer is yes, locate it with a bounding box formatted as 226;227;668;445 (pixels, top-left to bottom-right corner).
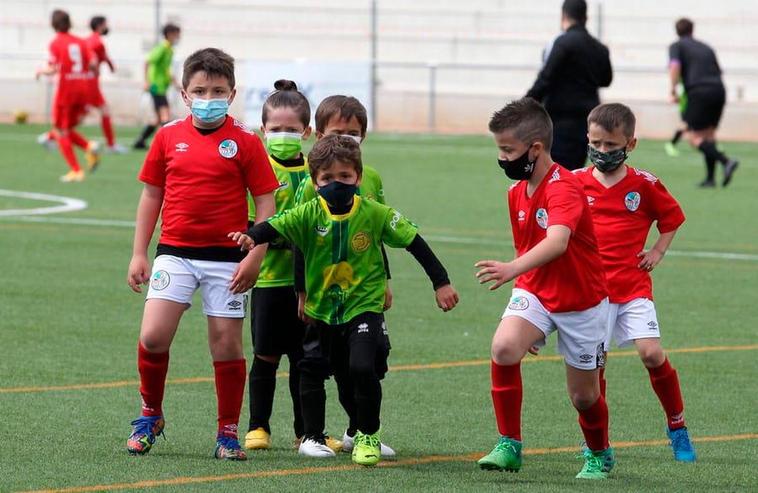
127;254;151;293
383;283;393;311
297;291;313;324
475;260;518;290
528;345;541;356
229;253;260;294
637;248;664;272
435;284;459;312
228;231;255;251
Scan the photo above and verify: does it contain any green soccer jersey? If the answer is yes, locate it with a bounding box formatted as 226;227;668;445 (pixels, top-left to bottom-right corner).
146;40;174;96
294;164;385;206
268;195;417;325
248;155;309;288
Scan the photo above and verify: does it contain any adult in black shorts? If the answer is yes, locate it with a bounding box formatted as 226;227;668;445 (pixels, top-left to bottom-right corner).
526;0;612;170
669;18;739;187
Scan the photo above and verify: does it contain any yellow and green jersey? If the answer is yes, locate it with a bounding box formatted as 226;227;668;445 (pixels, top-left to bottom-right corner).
294;164;385;206
248;155;309;288
268;196;417;325
146;40;174;96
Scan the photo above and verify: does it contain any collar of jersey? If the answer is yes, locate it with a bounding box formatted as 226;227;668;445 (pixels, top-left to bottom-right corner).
318;195;361;221
269;154;307;172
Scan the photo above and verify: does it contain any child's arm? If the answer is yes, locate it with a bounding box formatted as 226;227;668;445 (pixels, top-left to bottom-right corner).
229;193;276;293
405;234;459;312
475;224;571;290
638;230;677;272
127;184;163;293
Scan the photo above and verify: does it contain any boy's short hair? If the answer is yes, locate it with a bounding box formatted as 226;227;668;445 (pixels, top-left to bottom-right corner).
262;79;311;128
51;10;71;33
562;0;587;25
315;96;368;136
90;15;106;32
163;23;181;38
308;134;363;178
588;103;636;138
675;18;694;37
489;97;553;150
182;48;235;89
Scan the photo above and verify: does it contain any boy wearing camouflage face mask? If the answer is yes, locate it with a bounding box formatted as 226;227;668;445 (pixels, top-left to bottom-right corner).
574;103;695;463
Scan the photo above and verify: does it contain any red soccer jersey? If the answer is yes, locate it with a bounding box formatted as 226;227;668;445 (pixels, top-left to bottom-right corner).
508;164;608;312
139;116;279;249
575;166;685;303
85;32;110;77
48;33;92;105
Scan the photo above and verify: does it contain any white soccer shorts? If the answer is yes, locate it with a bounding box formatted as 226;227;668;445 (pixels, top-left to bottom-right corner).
605;298;660;349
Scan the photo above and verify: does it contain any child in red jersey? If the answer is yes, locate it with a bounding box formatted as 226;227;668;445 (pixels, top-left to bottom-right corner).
575;103;695;462
35;10;99;182
125;48;278;461
476;98;615;480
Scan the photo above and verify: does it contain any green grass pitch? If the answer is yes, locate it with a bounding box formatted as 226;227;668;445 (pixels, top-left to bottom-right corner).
0;123;756;492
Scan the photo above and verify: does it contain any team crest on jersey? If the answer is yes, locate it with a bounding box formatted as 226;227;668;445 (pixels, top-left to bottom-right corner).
508;296;529;311
535;208;548;229
625;191;641;212
218;139;238;158
151;270;170;291
351;232;371;253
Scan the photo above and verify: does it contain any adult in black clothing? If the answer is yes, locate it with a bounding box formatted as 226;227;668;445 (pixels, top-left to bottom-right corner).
669;18;739;187
526;0;612;170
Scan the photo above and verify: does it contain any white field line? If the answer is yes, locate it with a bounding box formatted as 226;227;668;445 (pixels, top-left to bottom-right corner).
1;212;756;263
0;189;87;217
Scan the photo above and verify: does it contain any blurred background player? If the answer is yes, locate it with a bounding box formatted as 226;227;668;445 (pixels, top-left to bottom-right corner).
294;95;396;457
664;84;688;157
576;102;695;462
526;0;612;170
668;17;739;187
133;23;181;150
86;15;127;153
35;9;100;182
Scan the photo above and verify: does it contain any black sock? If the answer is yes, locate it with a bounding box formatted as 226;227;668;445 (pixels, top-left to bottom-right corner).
134;124;157;146
705;156;716;182
287;352;304;438
671;129;683;145
349;341;382;436
299;370;326;439
248;356;278;433
335;373;358;437
698;140;729;166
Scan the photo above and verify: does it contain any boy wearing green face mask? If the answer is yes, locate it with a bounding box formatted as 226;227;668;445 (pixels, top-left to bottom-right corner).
244;80;344;454
293;95;397;457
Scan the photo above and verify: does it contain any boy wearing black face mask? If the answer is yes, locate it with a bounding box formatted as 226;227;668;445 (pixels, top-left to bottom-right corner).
574;103;694;462
476;97;614;479
228;135;459;466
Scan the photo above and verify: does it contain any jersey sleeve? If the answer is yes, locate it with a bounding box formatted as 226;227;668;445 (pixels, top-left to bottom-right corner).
48;40;59;66
146;44;163;64
373;171;386;204
295;177;317;205
646;179;686;233
138;129;167;187
242;134;279;197
545;180;583;232
267;204;307;248
381;207;418;248
669;42;682;64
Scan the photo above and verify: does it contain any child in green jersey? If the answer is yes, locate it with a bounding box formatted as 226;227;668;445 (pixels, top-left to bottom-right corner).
293;96;397;456
230;135;459;466
243;80;343;454
133;23;181;150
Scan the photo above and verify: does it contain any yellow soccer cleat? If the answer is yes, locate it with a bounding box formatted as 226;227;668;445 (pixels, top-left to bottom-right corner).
60;170;85;182
85;141;101;172
244;427;271;450
325;435;343;454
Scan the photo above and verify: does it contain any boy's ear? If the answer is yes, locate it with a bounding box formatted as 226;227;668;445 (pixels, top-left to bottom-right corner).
626;137;638;153
302;126;313;140
315;131;324;140
227;87;237;105
260;125;266;135
356;172;363;186
180;90;191;107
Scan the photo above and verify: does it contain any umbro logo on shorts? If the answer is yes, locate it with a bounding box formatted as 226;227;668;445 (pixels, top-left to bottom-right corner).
227;300;242;310
648;321;658;330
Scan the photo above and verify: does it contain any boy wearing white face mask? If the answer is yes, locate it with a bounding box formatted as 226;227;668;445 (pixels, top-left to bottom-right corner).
126;48;278;461
243;79;343;454
574;103;694;462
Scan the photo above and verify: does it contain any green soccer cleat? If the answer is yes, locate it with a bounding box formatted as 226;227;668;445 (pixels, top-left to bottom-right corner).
664;142;680;157
352;430;381;466
477;436;522;472
575;447;615;479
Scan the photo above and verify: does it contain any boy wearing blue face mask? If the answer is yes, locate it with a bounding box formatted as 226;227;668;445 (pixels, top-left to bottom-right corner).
574;103;694;462
229;135;459;466
126;48;278;461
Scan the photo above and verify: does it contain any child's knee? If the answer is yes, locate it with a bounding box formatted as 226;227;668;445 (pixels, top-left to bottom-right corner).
349;359;376;381
139;333;171;353
638;343;665;368
570;389;600;411
491;339;523;366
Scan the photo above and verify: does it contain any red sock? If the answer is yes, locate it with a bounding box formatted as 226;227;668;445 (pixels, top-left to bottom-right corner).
137;342;169;417
491;361;522;441
214;359;247;437
578;396;610;451
599;367;607;398
68;130;89;149
101;115;115;146
648;358;685;429
55;134;81;171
